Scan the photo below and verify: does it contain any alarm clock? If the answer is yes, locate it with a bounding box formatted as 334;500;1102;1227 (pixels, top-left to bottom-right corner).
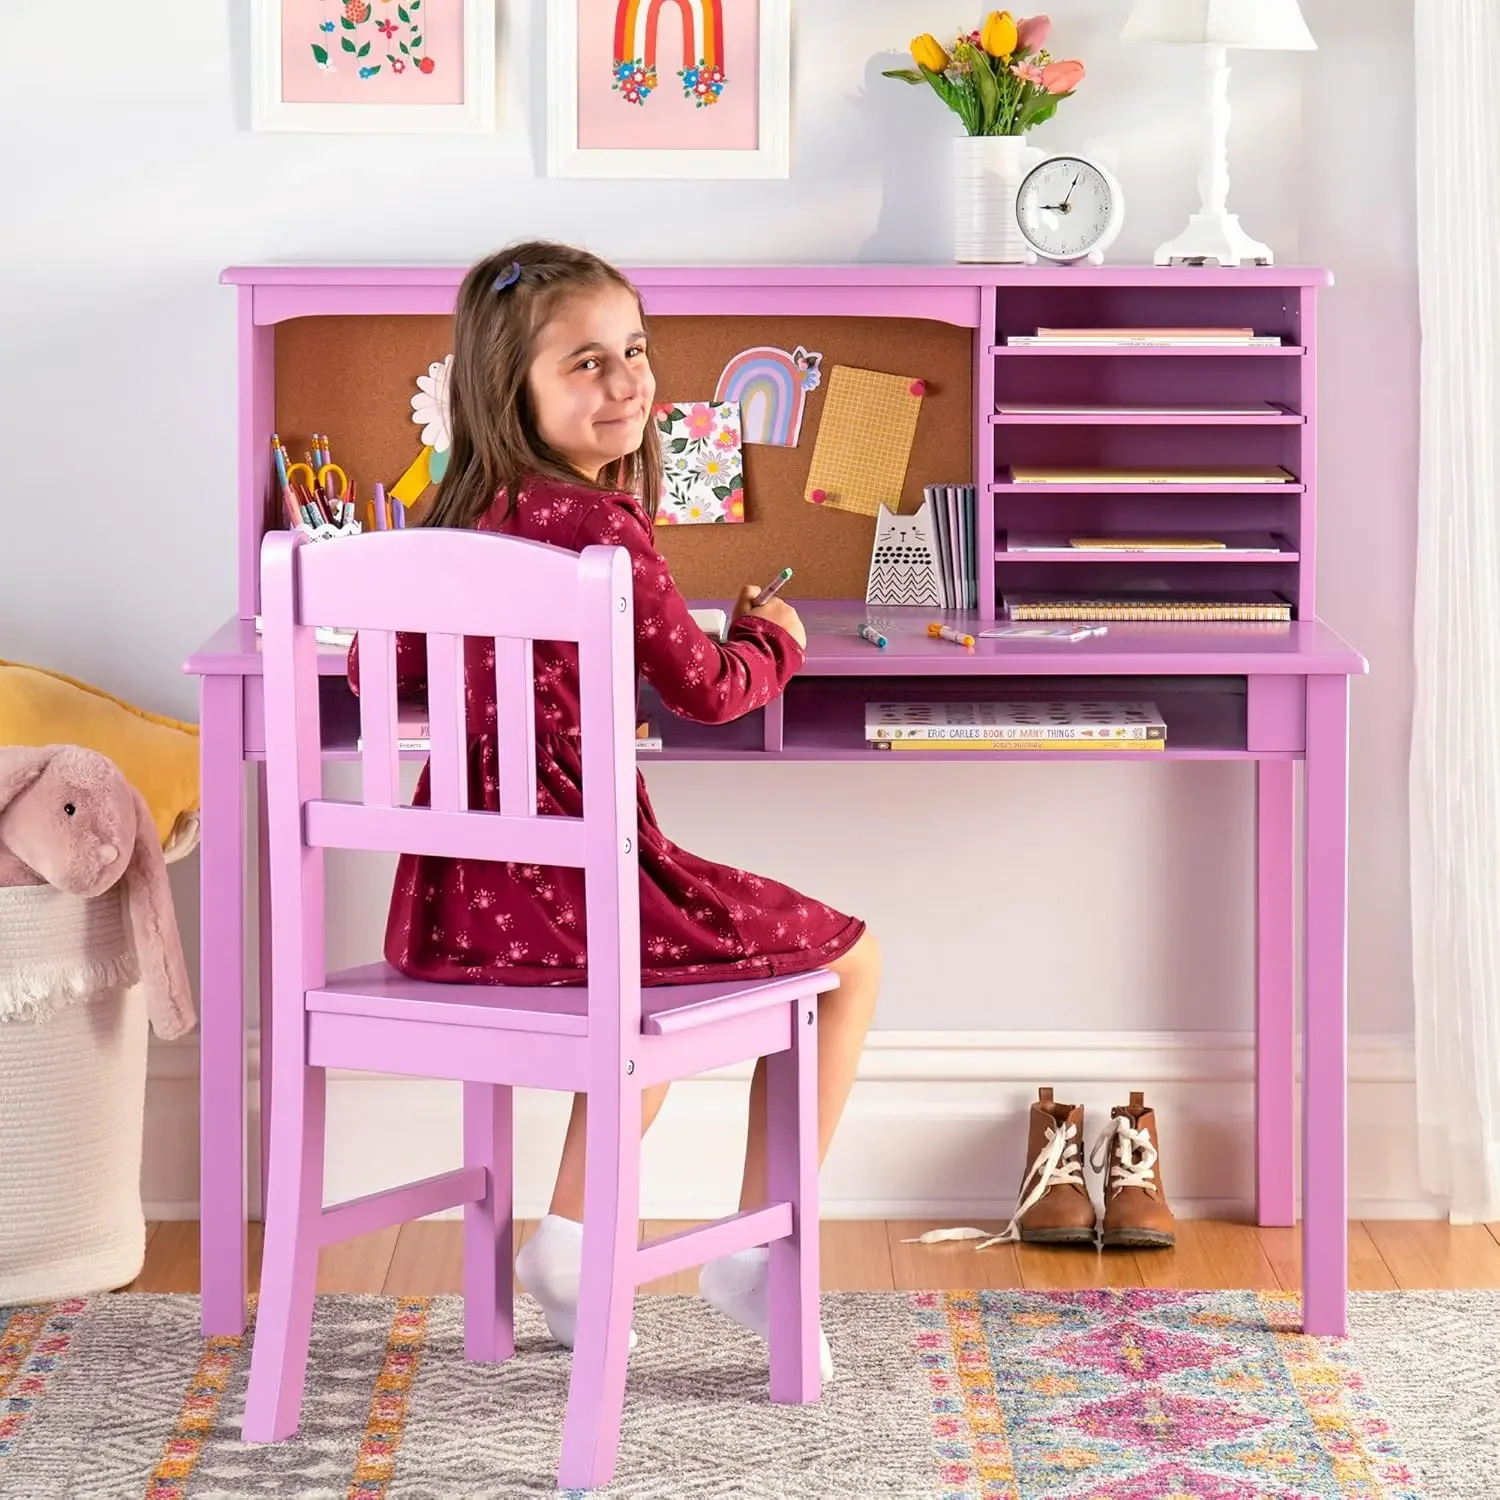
1014;153;1124;266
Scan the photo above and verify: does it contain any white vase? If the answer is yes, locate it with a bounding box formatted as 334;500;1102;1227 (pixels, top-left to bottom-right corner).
953;134;1039;264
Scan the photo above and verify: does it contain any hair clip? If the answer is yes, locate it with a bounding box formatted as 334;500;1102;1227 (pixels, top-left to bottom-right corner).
492;261;522;293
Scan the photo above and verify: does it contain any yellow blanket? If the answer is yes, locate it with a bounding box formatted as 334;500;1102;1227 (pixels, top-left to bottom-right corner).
0;659;199;855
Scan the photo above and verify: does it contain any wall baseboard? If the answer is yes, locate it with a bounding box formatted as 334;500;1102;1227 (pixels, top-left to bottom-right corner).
142;1029;1434;1221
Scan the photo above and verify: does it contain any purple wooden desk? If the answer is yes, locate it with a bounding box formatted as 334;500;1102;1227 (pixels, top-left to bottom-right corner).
185;263;1366;1340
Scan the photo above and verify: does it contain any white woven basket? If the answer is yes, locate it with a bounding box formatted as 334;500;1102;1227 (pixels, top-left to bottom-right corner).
0;884;149;1303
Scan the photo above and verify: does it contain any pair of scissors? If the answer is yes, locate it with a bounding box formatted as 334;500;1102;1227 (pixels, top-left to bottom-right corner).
285;460;349;501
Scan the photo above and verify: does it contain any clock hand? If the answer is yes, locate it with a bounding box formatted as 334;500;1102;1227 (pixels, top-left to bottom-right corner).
1058;172;1081;210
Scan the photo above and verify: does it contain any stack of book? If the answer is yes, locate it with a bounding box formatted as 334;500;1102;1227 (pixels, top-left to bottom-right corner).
1004;326;1283;348
923;483;978;609
864;700;1167;752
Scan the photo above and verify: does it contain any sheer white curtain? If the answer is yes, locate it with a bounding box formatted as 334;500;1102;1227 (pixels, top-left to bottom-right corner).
1410;0;1500;1222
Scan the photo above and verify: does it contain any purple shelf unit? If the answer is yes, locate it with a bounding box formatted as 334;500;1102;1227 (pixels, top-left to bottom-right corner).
977;275;1325;624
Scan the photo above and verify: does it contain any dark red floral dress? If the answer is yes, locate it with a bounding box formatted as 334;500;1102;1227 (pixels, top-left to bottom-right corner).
347;473;865;986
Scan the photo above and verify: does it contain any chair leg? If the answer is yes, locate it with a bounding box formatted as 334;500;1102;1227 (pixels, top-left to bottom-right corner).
242;1061;327;1442
462;1081;515;1363
766;995;821;1404
557;1080;641;1491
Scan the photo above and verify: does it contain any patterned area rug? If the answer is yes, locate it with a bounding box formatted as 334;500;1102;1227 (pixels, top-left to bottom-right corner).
0;1288;1494;1498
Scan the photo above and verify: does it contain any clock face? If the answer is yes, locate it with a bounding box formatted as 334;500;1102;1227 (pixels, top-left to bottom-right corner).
1016;157;1116;260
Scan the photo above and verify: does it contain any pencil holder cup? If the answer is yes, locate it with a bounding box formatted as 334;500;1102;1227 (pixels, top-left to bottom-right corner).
296;519;362;544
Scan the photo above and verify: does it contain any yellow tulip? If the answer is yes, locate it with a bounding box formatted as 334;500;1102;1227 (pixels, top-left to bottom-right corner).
980;10;1019;58
911;33;950;72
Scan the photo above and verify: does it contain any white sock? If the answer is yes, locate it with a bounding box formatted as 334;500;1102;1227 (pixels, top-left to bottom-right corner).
699;1247;834;1381
514;1214;637;1352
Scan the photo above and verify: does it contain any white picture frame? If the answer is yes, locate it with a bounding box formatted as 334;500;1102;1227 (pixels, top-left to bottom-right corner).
547;0;791;179
250;0;496;134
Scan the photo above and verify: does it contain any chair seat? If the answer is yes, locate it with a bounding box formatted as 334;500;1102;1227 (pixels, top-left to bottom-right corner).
309;961;839;1038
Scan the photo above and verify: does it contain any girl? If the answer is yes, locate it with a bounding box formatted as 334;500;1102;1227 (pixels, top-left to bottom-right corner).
349;241;880;1377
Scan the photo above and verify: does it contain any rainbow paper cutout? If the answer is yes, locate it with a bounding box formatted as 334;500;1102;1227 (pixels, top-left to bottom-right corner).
712;345;823;448
614;0;725;100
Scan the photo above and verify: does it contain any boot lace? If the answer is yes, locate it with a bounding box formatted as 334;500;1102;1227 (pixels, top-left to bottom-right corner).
971;1121;1085;1249
1090;1116;1159;1196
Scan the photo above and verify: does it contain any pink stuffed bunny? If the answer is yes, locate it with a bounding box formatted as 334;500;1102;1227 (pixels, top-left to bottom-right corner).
0;744;195;1040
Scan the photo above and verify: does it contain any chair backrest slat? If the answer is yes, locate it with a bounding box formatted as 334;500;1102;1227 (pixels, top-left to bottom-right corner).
305;800;587;866
356;629;401;808
495;636;537;818
426;632;469;812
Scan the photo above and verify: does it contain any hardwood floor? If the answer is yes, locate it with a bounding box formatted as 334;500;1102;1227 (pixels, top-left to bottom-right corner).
125;1220;1500;1296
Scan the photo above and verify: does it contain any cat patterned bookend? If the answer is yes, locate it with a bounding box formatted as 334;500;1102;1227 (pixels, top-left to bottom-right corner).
865;500;944;608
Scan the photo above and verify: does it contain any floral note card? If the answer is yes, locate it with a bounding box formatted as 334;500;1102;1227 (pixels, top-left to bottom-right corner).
655;401;745;525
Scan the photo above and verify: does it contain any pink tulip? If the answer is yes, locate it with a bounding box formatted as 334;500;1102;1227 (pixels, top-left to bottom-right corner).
1041;59;1084;94
1016;15;1051;51
1011;61;1046;84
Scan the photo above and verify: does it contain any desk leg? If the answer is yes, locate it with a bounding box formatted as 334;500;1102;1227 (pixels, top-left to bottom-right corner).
1302;676;1349;1336
257;763;273;1223
199;675;247;1338
1255;759;1296;1227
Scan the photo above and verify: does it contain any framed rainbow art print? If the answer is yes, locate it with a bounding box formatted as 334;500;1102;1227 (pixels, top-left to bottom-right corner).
546;0;791;178
250;0;496;133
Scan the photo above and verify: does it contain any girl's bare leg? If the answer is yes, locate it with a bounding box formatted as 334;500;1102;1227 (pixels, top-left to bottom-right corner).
547;1084;670;1222
738;929;882;1210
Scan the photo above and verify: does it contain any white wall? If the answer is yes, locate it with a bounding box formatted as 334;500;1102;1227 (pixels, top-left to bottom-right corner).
2;0;1420;1211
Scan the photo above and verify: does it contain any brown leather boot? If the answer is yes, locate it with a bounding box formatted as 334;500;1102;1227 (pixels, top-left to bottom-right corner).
1007;1087;1096;1245
1093;1092;1176;1248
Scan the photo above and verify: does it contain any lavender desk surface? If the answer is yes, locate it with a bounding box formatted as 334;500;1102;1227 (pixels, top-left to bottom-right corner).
187;603;1364;679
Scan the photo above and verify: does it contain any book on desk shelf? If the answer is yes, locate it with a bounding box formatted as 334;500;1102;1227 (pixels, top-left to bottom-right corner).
1003;532;1286;555
1006;328;1282;347
1003;592;1292;623
873;736;1165;751
995;401;1286;418
1007;464;1295;486
865;700;1166;743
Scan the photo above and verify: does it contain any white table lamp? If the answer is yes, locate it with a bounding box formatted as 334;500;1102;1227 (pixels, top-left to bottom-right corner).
1121;0;1315;266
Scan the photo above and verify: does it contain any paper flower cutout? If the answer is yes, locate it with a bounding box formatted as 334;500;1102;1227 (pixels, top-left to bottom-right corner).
411;355;452;453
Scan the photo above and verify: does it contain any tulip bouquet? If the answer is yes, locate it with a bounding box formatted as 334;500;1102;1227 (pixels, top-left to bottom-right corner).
885;11;1084;135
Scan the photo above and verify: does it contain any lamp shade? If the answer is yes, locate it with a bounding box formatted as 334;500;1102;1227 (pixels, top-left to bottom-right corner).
1120;0;1315;49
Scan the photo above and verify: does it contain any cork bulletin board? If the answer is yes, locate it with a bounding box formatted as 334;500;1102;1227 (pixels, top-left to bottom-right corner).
274;314;972;601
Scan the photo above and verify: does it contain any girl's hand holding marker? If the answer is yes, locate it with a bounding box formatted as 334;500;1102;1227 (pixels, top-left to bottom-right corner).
734;566;806;649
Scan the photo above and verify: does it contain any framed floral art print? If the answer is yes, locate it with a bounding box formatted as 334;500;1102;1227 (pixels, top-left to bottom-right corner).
250;0;496;133
546;0;791;178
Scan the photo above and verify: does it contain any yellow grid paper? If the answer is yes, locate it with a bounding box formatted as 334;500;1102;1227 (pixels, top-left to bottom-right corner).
804;366;924;517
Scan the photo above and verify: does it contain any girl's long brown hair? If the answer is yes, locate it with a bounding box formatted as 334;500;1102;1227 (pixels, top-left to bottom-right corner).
422;241;661;530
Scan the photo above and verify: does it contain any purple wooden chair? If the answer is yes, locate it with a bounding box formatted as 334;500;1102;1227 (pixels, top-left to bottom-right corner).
246;527;834;1489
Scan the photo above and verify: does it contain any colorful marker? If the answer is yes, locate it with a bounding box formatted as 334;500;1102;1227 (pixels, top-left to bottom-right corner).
757;566;793;604
857;622;888;648
391;495;405;529
928;622;976;648
373;482;389;530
